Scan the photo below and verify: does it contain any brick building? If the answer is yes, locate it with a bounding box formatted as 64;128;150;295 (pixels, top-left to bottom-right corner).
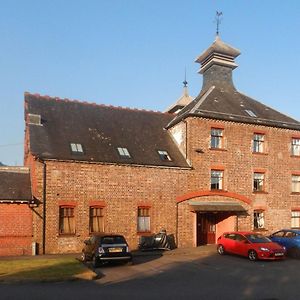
0;167;33;255
4;36;300;255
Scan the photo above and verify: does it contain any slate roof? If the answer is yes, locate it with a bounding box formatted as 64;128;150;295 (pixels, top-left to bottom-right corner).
166;85;300;131
25;93;190;168
0;167;32;202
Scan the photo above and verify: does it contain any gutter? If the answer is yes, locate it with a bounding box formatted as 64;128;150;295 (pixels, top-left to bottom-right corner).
42;160;46;255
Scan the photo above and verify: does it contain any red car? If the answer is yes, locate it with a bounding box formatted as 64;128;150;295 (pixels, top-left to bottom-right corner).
217;231;286;261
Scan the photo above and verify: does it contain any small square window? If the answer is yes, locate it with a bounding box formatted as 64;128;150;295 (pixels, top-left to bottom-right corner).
117;147;131;158
158;150;172;161
70;143;83;153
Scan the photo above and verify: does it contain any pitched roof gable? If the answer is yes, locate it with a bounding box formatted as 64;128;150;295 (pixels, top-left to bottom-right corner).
25;93;190;168
166;85;300;130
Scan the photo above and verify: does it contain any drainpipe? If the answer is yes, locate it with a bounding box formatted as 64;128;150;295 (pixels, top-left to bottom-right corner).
176;202;179;247
42;160;46;255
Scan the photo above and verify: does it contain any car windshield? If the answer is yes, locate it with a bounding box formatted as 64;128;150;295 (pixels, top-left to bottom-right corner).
245;234;271;243
101;236;126;244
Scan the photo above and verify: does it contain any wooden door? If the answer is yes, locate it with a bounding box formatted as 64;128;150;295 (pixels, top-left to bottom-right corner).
197;213;216;246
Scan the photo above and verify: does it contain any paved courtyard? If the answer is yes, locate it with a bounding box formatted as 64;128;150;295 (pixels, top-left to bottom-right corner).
1;246;300;300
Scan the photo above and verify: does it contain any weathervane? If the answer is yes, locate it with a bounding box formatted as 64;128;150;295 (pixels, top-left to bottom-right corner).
215;11;223;36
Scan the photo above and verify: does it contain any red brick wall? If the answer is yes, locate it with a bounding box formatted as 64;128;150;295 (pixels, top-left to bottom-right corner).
0;204;32;256
27;117;300;254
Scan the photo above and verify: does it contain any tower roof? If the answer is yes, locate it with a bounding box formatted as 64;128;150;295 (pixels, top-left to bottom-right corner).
165;81;194;114
195;35;241;74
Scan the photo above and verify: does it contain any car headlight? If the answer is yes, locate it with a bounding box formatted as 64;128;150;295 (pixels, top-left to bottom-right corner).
259;247;270;252
98;247;105;254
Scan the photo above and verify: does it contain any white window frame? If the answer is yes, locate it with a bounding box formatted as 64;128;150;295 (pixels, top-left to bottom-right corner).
210;170;223;190
158;150;172;161
291;211;300;228
117;147;131;158
137;207;150;232
253;173;265;192
253;134;264;153
254;211;265;229
292;138;300;156
70;143;83;153
292;175;300;193
210;128;223;149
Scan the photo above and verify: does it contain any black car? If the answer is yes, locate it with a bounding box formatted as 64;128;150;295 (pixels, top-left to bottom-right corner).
81;234;132;267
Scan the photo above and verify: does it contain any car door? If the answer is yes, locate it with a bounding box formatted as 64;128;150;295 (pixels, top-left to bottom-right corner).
224;233;237;254
270;230;285;245
282;231;297;249
234;234;249;257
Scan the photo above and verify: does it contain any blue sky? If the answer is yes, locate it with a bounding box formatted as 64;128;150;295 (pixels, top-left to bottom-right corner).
1;0;300;166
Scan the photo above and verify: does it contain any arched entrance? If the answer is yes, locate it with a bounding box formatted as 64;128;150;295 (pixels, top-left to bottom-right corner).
176;190;251;247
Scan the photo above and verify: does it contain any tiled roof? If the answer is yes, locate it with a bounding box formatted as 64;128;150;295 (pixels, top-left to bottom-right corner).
0;167;32;202
25;93;190;168
166;85;300;130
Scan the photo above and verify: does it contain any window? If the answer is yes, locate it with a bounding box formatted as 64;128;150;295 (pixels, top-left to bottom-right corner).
70;143;83;153
253;134;264;153
245;109;257;117
291;211;300;228
211;170;223;190
59;206;75;234
253;172;265;192
292;175;300;193
210;128;223;149
89;207;104;233
117;147;131;158
291;138;300;156
137;207;150;232
254;210;265;229
158;150;172;161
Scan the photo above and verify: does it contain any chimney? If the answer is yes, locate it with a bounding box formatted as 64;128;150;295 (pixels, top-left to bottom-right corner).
195;35;241;91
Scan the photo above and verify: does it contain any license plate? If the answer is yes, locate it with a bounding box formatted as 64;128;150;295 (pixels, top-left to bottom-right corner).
108;247;122;253
275;252;284;256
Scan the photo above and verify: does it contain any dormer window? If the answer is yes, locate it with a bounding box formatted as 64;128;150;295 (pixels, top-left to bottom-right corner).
70;143;83;153
245;110;257;117
158;150;171;161
117;147;131;158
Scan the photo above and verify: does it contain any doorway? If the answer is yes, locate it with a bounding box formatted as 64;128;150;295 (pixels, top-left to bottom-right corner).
196;213;216;246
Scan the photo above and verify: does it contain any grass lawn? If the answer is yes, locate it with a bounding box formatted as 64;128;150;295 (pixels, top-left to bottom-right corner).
0;256;96;283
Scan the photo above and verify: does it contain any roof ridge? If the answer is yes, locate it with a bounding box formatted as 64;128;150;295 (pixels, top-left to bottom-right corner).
24;92;170;116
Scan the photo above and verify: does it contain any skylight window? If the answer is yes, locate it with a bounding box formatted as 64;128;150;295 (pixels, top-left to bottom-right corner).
70;143;83;153
158;150;172;161
117;147;131;158
245;110;257;117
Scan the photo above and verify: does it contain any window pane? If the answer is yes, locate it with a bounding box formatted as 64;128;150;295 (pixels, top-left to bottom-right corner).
291;211;300;228
137;208;150;232
292;139;300;156
59;207;75;234
253;134;264;153
253;173;264;191
254;211;264;229
292;175;300;192
211;170;223;190
89;207;104;233
210;128;223;149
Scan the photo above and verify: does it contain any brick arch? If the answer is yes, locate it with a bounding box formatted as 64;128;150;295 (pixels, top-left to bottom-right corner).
176;190;251;205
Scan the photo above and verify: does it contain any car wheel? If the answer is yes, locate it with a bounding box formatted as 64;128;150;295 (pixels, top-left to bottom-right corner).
217;244;225;255
248;250;258;261
92;255;101;268
80;252;87;262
